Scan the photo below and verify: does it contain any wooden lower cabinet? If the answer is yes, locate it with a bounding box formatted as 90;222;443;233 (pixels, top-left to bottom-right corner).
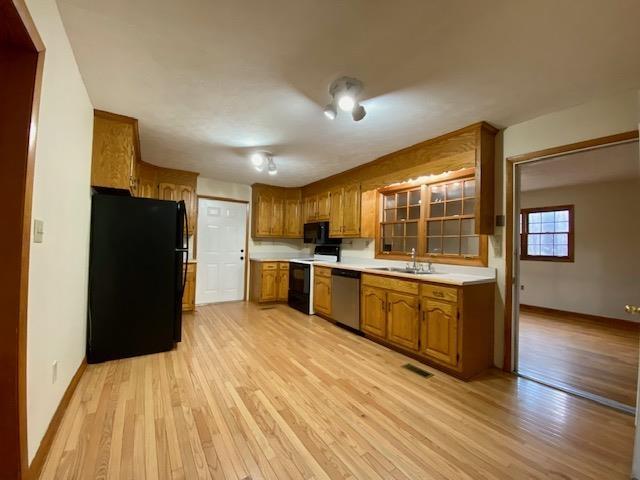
387;291;420;350
249;261;289;303
313;266;332;316
277;263;289;301
182;263;196;311
360;273;493;379
420;298;458;366
361;286;387;337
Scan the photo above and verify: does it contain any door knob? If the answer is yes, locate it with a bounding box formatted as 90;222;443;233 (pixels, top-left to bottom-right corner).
625;305;640;315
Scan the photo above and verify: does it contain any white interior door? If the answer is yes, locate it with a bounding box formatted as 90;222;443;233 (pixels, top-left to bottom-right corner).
196;198;247;304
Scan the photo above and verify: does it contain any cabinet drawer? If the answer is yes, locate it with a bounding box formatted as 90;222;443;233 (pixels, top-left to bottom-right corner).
314;266;332;277
361;274;419;295
422;283;458;302
278;262;289;270
262;262;278;270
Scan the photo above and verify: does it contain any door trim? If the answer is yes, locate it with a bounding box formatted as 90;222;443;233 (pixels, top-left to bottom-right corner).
1;0;45;477
195;196;250;303
503;130;639;372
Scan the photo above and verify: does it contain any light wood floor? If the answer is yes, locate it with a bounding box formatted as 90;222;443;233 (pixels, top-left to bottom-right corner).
519;308;639;407
40;302;634;479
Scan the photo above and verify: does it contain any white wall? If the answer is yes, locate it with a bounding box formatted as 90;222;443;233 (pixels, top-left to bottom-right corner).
25;0;94;462
495;89;640;367
520;179;640;321
196;176;307;256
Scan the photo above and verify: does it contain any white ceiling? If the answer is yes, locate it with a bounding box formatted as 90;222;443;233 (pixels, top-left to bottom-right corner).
57;0;640;187
520;141;640;191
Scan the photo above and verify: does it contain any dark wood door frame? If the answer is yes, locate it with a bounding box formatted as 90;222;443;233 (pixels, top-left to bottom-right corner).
0;0;44;478
503;130;639;372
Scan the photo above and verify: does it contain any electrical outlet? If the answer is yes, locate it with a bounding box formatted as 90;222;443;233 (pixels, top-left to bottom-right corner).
52;361;58;384
33;219;44;243
520;285;525;291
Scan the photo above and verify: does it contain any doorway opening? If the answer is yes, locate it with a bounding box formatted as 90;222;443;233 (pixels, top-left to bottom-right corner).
0;0;44;476
512;139;640;412
195;197;249;304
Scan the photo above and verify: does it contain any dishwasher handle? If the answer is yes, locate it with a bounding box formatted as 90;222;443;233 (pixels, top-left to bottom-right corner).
331;268;361;279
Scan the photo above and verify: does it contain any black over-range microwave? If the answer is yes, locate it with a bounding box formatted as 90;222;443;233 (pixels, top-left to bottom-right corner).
303;222;342;245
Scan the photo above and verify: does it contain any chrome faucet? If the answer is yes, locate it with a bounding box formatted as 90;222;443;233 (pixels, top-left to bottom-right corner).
410;248;418;271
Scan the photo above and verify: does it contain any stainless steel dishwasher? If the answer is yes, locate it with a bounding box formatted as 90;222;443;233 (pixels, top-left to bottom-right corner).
331;268;361;330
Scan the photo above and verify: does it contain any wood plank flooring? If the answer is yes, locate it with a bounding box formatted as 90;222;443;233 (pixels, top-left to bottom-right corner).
40;302;635;479
518;307;639;407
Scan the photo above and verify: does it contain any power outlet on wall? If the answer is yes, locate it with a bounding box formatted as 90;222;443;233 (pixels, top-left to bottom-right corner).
520;285;525;291
52;360;58;384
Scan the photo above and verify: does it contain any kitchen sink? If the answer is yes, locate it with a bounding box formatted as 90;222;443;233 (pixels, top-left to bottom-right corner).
369;266;435;275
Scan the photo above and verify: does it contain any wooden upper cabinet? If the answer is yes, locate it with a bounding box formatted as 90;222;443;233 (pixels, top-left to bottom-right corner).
303;195;318;223
421;297;458;366
178;184;196;235
317;191;330;220
341;183;361;236
328;188;343;237
138;164;158;199
91;110;140;193
284;199;302;237
255;193;273;237
158;182;176;201
328;183;360;237
387;291;420;351
361;285;387;337
271;197;284;236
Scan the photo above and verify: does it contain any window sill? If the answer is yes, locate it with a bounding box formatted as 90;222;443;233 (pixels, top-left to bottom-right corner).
520;256;574;263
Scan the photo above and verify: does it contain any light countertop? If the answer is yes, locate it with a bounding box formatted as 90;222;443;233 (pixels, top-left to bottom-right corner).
249;255;495;286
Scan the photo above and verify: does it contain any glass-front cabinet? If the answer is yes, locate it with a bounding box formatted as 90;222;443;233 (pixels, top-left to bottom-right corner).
379;174;485;265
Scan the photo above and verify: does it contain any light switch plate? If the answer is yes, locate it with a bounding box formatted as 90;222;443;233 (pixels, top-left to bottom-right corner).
33;219;44;243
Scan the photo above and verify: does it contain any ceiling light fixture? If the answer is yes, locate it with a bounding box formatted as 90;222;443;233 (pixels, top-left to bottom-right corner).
250;151;277;175
267;158;277;175
323;76;366;122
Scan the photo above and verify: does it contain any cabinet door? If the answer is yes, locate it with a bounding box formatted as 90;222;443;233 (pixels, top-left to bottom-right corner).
303;196;317;223
255;194;272;237
138;178;158;199
387;291;420;350
328;188;343;237
91;115;136;191
317;191;331;220
313;275;332;315
271;197;284;236
284;199;302;237
260;269;278;301
277;269;289;301
182;263;196;311
421;298;458;366
177;184;196;235
361;286;386;337
341;183;361;237
158;182;177;201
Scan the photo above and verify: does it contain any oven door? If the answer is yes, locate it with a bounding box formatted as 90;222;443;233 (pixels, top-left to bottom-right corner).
289;262;310;295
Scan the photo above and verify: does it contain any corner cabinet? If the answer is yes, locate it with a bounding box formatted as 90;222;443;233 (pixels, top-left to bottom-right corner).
360;273;493;380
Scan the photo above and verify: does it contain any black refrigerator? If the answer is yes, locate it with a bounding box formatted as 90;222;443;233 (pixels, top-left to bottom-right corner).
87;193;188;363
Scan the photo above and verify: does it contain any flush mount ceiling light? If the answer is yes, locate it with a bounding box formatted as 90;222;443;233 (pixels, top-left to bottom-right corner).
323;76;366;122
250;151;277;175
